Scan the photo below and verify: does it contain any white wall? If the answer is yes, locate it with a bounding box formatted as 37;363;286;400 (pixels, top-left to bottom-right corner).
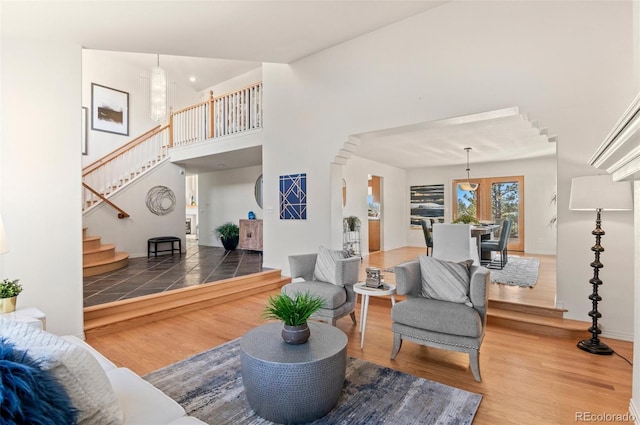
343;156;407;256
82;50;199;164
1;37;84;336
198;165;263;247
406;155;557;255
261;1;635;339
198;67;262;101
82;161;186;258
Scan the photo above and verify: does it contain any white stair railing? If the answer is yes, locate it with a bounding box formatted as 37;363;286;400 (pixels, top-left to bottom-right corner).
82;125;170;215
82;81;263;217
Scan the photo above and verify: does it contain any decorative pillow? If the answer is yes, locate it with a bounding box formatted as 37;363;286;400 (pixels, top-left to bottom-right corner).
0;338;79;425
0;319;124;425
313;245;348;285
419;255;473;307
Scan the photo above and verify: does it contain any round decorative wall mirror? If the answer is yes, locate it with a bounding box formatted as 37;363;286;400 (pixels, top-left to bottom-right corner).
255;174;263;209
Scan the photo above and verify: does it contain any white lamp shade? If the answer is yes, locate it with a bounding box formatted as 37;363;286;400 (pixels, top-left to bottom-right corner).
0;215;8;254
458;182;479;191
150;66;167;122
569;175;633;211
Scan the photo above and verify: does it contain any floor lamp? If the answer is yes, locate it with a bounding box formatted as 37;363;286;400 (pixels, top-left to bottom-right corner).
569;175;632;355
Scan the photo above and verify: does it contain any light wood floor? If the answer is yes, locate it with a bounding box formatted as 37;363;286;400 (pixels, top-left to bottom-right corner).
362;247;557;308
86;248;632;425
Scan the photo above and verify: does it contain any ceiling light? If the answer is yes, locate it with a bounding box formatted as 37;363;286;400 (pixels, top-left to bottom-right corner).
459;147;479;191
189;76;196;83
150;54;167;122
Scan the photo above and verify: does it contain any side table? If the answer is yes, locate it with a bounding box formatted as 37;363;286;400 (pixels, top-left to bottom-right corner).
240;322;347;424
353;282;396;349
0;307;46;330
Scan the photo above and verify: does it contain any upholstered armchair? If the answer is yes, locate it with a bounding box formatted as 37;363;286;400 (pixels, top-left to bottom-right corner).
390;256;490;382
283;247;360;326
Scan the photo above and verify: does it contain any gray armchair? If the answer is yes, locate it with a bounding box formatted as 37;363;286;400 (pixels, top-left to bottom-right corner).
390;259;490;382
283;252;360;326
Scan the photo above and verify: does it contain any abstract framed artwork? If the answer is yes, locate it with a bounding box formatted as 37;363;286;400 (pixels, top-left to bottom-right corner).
91;83;129;136
279;173;307;220
410;184;444;228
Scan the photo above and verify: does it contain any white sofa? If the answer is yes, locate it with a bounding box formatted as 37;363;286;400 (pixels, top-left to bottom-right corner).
0;318;206;425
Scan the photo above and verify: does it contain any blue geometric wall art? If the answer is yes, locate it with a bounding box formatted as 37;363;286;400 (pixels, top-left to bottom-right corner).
279;173;307;220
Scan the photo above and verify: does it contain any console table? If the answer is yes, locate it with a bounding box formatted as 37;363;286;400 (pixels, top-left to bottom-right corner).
240;322;347;423
238;219;263;251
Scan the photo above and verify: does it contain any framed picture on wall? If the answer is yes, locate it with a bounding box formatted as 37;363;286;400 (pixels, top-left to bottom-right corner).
410;184;445;228
91;83;129;136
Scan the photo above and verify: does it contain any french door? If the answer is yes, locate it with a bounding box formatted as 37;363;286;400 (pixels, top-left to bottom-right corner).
452;175;524;252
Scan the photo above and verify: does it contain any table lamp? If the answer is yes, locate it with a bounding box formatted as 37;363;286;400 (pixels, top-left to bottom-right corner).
569;175;632;355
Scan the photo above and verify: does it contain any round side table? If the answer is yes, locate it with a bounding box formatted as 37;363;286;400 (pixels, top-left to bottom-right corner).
353;282;396;349
240;322;347;424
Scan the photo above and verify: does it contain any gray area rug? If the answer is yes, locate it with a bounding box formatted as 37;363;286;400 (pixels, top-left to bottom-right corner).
144;338;482;425
489;256;540;288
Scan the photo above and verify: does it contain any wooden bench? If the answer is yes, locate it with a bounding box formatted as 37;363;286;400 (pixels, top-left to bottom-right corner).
147;236;182;258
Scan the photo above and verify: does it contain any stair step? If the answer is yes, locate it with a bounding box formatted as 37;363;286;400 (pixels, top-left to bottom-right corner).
83;252;129;277
487;307;589;339
488;299;566;318
84;270;290;336
83;235;101;251
83;244;116;264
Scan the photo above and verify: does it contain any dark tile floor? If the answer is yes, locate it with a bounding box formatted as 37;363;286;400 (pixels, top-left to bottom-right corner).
83;240;264;307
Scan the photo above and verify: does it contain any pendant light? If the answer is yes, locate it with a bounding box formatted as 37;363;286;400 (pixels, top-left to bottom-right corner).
459;147;479;191
150;54;167;122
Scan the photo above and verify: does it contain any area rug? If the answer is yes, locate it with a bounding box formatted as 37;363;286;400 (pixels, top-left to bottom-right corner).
144;338;482;425
489;255;539;288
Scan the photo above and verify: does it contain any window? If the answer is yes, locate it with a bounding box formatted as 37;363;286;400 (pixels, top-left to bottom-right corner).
452;176;524;252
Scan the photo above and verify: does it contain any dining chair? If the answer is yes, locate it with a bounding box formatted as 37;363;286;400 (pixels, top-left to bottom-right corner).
481;219;512;269
431;223;480;265
420;220;433;256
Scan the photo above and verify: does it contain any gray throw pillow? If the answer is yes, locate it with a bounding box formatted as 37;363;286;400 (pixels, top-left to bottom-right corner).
419;255;473;307
313;246;348;285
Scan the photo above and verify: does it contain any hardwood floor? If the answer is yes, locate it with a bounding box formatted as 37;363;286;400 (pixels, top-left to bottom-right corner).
86;249;632;425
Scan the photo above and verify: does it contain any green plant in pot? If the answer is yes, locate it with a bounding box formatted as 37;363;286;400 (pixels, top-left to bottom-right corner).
214;222;239;251
0;278;22;313
344;216;361;231
453;213;480;225
262;291;325;344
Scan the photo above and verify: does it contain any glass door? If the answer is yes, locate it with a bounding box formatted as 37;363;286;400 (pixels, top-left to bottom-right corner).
452;175;524;252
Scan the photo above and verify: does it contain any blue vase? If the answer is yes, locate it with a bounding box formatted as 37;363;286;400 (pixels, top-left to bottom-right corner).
248;211;256;220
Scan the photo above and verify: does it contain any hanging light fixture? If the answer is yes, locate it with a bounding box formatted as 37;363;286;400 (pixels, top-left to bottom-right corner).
150;54;167;122
459;147;479;191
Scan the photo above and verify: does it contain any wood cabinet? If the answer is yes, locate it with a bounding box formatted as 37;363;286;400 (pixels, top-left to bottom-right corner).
239;219;263;251
368;219;380;252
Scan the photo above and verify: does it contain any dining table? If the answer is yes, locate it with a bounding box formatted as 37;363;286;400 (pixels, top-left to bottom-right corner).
470;224;501;260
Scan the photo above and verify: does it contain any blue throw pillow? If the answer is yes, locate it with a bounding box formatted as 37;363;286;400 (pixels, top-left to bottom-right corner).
0;337;78;425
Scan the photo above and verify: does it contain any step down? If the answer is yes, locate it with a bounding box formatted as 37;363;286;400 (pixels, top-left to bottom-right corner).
84;270;290;336
487;307;589;339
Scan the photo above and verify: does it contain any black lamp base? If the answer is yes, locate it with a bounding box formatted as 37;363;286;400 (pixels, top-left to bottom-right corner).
577;339;613;355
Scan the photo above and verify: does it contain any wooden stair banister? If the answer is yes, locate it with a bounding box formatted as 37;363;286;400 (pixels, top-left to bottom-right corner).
82;81;262;215
82;182;130;219
83;125;164;176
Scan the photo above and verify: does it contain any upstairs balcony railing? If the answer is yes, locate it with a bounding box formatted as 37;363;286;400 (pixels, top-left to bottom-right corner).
82;82;263;217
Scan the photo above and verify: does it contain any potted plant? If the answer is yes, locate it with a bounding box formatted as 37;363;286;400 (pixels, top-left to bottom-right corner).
0;278;22;313
453;213;480;225
214;222;240;251
344;216;361;231
262;292;325;344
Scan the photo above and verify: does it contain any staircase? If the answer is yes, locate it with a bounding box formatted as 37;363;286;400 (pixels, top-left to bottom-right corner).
83;228;129;277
